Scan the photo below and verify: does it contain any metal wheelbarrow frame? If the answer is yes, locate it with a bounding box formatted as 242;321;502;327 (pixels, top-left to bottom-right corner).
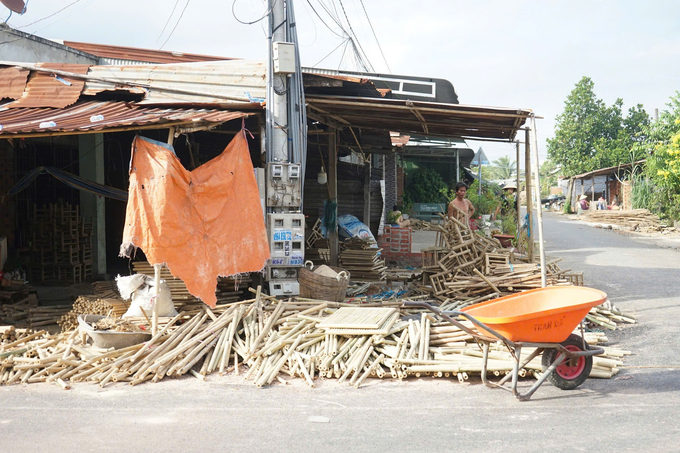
406;298;605;402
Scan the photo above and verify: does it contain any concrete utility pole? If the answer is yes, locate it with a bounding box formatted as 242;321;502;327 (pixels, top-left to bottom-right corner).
270;0;288;163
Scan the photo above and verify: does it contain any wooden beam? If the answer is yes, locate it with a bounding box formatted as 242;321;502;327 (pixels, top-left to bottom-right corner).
524;128;534;262
329;131;339;267
364;155;371;228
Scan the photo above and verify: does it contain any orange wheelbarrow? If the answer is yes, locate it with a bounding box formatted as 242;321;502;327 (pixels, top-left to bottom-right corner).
406;286;607;401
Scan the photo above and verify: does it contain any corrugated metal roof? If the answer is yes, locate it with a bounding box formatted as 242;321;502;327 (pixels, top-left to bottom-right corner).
84;60;266;105
0;60;266;106
306;96;531;141
62;41;232;64
0;100;250;137
9;63;90;109
0;67;29;100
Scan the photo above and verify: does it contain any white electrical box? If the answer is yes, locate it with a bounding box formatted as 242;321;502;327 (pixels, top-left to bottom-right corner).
266;162;302;207
269;280;299;297
267;213;305;267
273;41;296;74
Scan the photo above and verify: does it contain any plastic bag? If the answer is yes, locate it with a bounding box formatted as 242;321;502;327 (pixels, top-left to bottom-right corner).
116;274;177;318
337;214;377;244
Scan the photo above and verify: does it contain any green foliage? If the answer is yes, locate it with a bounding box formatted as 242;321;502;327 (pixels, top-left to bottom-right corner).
548;77;650;176
465;180;502;216
490;156;516;179
405;168;448;203
399;191;414;215
636;92;680;220
501;215;517;237
563;200;572;214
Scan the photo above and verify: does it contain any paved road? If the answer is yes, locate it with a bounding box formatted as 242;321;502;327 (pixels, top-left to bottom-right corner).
1;212;679;453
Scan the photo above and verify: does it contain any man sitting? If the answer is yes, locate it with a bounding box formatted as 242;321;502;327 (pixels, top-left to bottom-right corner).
388;205;410;227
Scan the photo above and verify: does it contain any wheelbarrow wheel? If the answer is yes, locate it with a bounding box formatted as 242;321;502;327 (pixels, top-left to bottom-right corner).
541;334;593;390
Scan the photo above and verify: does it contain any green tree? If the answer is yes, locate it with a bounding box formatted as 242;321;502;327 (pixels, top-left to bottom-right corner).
638;92;680;219
491;156;516;179
548;77;649;176
405;168;448;203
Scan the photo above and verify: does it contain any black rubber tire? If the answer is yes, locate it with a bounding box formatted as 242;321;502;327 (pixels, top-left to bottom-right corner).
541;333;593;390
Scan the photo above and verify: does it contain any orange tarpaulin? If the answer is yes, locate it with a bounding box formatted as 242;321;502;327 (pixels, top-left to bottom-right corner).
120;131;270;307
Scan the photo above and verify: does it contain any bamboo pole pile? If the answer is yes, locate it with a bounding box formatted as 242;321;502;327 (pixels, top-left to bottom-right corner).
0;296;634;390
0;294;38;324
581;209;671;232
58;296;129;332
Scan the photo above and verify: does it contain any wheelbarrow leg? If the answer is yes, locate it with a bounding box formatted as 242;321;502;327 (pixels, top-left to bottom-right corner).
498;347;544;386
514;351;568;401
480;342;495;388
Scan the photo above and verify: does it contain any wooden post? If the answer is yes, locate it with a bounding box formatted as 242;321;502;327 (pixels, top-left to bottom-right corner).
153;264;161;336
530;116;547;287
329;132;339;267
524;129;534;262
456;150;460;183
363;155;371;227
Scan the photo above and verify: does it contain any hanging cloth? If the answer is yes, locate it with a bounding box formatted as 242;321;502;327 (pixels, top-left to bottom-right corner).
120;130;270;307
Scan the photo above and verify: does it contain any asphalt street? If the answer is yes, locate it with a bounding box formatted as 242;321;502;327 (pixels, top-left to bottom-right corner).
1;211;679;453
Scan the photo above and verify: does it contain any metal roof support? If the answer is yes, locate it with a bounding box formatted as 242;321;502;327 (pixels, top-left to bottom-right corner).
530;115;547;288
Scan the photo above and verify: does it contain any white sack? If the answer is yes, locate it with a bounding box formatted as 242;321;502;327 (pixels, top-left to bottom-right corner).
116;274;178;318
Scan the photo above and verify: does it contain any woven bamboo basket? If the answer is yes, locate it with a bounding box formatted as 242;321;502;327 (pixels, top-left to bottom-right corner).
299;266;350;302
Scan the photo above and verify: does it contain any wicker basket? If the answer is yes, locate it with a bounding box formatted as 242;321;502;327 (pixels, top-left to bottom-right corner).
299;265;350;302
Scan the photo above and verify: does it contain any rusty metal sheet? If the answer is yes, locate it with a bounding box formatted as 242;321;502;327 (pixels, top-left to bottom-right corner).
0;100;252;136
0;67;29;100
63;41;231;64
9;63;90;109
307;96;531;141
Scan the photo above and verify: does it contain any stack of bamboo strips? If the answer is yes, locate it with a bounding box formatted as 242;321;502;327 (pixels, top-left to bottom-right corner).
130;262;250;313
58;296;129;332
0;294;38;324
92;281;120;299
0;297;633;390
339;238;387;282
581;209;670;232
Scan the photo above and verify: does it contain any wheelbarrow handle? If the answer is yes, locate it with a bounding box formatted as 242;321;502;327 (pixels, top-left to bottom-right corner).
403;301;514;346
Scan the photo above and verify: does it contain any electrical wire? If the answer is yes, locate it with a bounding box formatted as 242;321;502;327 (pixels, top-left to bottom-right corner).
358;0;390;73
336;0;374;71
312;37;349;67
232;0;276;25
16;0;83;29
159;0;191;50
155;0;182;46
305;0;344;38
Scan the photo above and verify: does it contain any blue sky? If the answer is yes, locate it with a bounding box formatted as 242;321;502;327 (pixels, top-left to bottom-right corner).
5;0;679;167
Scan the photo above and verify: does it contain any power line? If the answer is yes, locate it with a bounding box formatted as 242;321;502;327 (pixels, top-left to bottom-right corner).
336;0;374;71
155;0;182;46
305;0;344;38
231;0;275;25
358;0;390;73
159;0;191;50
312;37;348;67
16;0;84;29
